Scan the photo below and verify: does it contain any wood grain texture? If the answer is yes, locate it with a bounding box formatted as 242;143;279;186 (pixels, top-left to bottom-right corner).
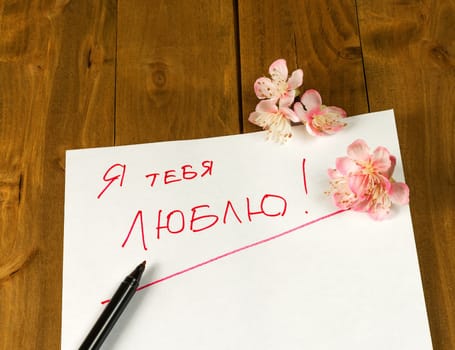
1;0;454;348
116;0;241;145
0;1;116;349
238;0;369;132
357;0;455;348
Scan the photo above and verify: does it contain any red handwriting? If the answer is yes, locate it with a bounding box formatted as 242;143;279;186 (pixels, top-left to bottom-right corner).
145;160;214;187
97;160;214;199
101;208;348;304
122;193;287;249
97;163;126;199
122;210;147;250
246;194;287;221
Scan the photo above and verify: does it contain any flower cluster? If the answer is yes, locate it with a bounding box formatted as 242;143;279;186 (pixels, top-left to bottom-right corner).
327;139;409;220
249;58;347;143
248;59;409;220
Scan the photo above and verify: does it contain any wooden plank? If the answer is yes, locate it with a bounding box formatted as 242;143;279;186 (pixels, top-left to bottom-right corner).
238;0;368;132
116;0;241;145
0;1;116;348
357;0;455;348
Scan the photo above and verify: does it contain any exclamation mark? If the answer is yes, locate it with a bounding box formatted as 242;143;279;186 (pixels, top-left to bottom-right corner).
302;158;309;195
302;158;309;214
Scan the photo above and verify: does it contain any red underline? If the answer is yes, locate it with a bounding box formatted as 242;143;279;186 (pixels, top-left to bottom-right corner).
101;208;348;304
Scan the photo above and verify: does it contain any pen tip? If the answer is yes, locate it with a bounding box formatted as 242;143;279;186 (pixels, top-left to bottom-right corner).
141;260;146;266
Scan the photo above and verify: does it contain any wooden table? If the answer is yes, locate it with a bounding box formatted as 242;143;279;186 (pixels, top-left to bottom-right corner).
1;1;453;348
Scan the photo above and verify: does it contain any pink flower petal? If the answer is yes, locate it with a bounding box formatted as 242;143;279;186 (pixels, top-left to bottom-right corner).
347;139;370;161
336;156;359;175
325;106;347;118
379;174;392;193
368;206;390;220
280;106;300;123
305;121;325;136
389;182;409;205
383;155;396;178
348;174;369;196
269;59;288;81
327;168;342;179
332;193;354;210
371;146;392;172
287;69;303;89
248;111;260;124
279;90;296;108
254;77;278;99
301;89;322;111
323;122;346;135
351;197;371;212
305;112;334;136
255;100;278;113
309;108;347;135
293;102;308;122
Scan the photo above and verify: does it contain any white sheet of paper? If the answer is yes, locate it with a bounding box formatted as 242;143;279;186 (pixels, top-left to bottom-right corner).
62;110;432;349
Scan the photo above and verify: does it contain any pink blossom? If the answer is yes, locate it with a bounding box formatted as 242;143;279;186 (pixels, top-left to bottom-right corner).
254;59;303;107
328;139;409;220
294;89;347;136
248;99;300;143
